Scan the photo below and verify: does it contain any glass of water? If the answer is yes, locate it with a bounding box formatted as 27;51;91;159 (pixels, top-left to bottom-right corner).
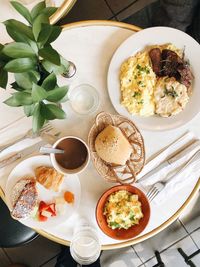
70;219;101;265
69;84;100;115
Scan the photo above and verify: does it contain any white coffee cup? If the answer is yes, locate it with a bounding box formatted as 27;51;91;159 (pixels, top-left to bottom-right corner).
50;136;90;175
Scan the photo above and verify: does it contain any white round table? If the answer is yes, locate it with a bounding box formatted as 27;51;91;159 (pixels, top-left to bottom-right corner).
0;20;199;250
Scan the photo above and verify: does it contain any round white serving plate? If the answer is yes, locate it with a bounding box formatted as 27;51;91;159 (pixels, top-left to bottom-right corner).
5;155;81;229
107;27;200;131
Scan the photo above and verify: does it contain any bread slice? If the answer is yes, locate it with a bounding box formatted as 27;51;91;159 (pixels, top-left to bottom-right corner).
11;178;38;219
95;125;132;165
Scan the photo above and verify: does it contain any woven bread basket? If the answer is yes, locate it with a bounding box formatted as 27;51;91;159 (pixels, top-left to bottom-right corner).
88;112;145;184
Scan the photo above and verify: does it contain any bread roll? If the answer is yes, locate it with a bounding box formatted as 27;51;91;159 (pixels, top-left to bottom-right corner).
11;178;38;219
95;125;132;165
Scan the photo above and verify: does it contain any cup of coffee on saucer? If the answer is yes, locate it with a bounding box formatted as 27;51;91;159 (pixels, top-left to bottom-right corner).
50;136;90;175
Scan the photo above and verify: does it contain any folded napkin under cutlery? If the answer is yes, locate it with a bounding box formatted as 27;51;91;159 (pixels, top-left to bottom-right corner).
137;132;200;204
0;117;58;191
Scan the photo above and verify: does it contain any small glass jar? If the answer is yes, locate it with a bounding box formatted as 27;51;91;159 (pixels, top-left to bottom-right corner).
69;84;100;115
70;219;101;265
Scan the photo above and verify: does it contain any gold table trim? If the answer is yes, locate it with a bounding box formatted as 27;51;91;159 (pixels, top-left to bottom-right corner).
50;0;77;24
1;20;199;250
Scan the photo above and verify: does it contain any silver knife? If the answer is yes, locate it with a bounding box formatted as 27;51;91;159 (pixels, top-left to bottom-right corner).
0;140;47;169
139;139;200;182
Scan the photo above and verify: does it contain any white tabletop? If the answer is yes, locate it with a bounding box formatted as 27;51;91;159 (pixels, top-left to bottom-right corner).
0;23;200;249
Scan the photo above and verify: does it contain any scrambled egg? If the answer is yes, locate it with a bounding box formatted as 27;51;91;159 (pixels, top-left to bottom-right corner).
103;190;143;230
120;50;156;116
120;44;189;117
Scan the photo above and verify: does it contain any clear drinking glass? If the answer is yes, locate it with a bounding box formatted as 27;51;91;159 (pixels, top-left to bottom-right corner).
70;219;101;265
69;84;100;115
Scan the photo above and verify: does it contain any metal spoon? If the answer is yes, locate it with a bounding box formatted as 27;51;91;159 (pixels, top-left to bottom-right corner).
40;147;65;154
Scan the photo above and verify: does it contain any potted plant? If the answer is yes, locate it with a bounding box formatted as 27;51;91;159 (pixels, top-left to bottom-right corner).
0;1;70;132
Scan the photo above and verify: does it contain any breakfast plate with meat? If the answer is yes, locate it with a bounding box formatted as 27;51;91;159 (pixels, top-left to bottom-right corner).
107;27;200;131
5;155;81;229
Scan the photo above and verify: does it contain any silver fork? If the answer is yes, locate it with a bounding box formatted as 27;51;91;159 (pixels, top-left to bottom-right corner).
146;149;200;202
0;123;53;153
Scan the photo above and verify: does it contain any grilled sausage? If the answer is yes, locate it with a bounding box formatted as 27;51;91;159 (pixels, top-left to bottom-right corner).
149;48;162;76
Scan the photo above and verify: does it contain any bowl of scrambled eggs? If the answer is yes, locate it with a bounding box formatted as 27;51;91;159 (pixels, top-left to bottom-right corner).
96;185;150;240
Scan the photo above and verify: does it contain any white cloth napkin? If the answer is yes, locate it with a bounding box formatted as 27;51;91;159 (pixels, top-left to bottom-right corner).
137;131;200;204
0;117;58;193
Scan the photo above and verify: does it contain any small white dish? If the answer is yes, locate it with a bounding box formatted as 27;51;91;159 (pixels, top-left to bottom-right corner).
107;26;200;131
5;155;81;229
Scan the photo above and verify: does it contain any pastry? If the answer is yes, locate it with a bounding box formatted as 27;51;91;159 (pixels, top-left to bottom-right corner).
35;166;64;192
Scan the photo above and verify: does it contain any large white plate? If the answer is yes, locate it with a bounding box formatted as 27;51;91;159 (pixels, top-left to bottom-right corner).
107;27;200;131
5;155;81;229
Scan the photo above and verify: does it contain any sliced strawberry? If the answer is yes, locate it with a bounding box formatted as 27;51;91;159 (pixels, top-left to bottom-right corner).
41;210;53;218
48;203;56;216
39;201;49;212
38;201;56;217
38;213;48;222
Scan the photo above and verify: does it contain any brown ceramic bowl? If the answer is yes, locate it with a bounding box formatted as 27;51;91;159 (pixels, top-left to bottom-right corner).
96;185;150;240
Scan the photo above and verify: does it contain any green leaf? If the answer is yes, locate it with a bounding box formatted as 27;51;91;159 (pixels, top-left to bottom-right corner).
42;7;57;17
60;56;70;73
4;92;33;106
39;45;60;65
0;68;8;89
3;43;35;58
32;103;45;133
4;96;20;107
32;13;48;40
42;58;69;75
11;82;24;91
4;57;36;73
3;19;34;40
27;40;38;54
5;25;29;43
46;86;68;102
32;83;47;102
10;1;32;24
41;72;57;91
30;70;40;82
46;25;62;44
37;23;52;46
42;60;60;74
58;92;69;103
24;104;35;117
0;44;12;63
15;71;39;90
14;92;33;105
41;103;66;120
31;1;46;20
